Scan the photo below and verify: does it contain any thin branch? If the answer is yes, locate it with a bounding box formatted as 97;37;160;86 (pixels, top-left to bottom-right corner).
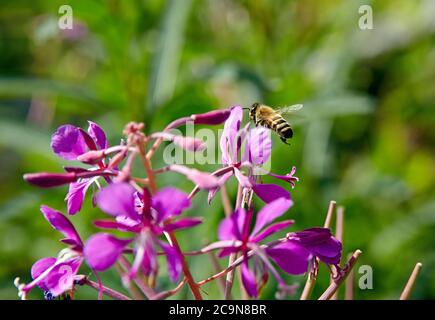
344;253;354;300
197;238;286;287
400;262;423;300
118;256;156;299
167;231;203;300
318;249;362;300
151;278;187;300
115;262;143;300
331;206;344;300
76;276;132;300
224;185;244;299
324;200;336;229
207;250;227;296
220;184;233;217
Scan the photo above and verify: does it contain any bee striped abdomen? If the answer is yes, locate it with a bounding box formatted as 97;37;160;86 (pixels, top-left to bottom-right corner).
271;115;291;136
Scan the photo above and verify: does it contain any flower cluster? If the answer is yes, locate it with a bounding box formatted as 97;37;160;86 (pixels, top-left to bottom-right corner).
17;106;341;300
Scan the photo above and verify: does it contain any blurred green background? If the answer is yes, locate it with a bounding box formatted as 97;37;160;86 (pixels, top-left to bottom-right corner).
1;0;434;300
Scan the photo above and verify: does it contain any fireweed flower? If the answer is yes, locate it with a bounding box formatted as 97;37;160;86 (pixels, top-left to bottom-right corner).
16;206;85;300
50;121;111;215
208;106;299;204
284;227;342;266
216;198;308;297
84;183;202;283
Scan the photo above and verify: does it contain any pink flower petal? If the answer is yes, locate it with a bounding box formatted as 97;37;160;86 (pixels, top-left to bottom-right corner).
51;124;87;160
251;220;294;243
251;198;292;237
84;233;132;271
252;183;291;203
152;187;191;222
66;179;93;215
266;241;311;275
87;121;108;150
160;242;182;282
96;183;140;221
40;205;82;247
241;262;258;298
170;164;220;190
163;217;203;232
30;257;57;291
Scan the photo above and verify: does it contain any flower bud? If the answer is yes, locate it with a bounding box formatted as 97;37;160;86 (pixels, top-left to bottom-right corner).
23;172;77;188
77;150;105;165
173;136;206;152
190;109;231;125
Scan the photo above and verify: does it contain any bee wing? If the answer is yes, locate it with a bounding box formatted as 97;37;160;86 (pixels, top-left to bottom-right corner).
276;104;304;115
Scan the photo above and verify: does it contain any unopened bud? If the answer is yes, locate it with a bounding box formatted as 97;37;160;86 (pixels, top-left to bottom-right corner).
23;172;77;188
190;109;231;125
77;150;105;164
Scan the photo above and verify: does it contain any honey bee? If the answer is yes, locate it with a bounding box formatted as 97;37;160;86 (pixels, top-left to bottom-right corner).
247;103;303;144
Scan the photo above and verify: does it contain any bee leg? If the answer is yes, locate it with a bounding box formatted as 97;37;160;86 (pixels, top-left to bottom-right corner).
280;136;291;145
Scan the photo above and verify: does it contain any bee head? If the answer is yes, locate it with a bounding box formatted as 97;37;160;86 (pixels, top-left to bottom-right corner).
249;103;259;121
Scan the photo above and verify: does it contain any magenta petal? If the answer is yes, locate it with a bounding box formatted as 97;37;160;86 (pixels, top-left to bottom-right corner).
160;242;182;282
220;106;243;164
31;257;57;291
96;183;140;221
173;136;206;152
251;220;294;243
246;127;272;165
84;233;132;271
44;258;82;296
170;165;220;190
93;219;139;232
218;208;246;241
241;262;258;298
152;187;190;222
234;168;252;188
87;121;108;150
51;124;87;160
207;171;233;204
269;166;299;188
218;246;240;258
40;205;82;247
252;183;291;203
252;198;292;237
267;241;311;275
66;179;93;215
164;218;203;232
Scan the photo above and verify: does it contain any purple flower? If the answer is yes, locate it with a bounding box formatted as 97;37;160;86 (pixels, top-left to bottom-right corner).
216;198;306;297
208;106;299;204
51;121;108;161
50;121;110;215
19;206;84;299
84;183;202;283
286;227;342;265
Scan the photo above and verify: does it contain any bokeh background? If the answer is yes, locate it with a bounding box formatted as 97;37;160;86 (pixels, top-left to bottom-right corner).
1;0;434;300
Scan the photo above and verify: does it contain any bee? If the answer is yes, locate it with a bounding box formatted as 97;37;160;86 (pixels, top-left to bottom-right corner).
247;103;303;144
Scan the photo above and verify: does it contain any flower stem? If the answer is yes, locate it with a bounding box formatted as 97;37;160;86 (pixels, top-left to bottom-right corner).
207;250;227;296
300;200;336;300
197;238;287;287
168;231;203;300
115;262;143;300
224;184;243;299
76;276;132;300
344;252;355;300
151;278;187;300
318;249;362;300
118;256;156;299
331;205;344;300
399;262;423;300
